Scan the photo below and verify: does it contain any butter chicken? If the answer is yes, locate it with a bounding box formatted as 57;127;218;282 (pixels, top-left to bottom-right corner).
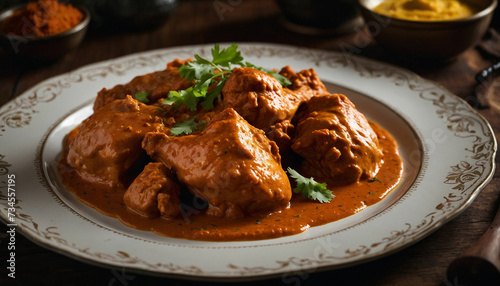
58;47;403;241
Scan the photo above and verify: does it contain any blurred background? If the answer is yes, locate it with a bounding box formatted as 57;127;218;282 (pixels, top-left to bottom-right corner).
2;0;497;31
0;0;180;31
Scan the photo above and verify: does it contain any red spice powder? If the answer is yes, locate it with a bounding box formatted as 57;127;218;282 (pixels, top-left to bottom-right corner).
0;0;83;37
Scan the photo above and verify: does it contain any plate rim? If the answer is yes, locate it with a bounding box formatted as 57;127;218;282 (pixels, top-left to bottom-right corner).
0;42;496;281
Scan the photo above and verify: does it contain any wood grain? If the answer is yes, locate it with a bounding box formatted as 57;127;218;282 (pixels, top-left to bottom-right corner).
447;203;500;285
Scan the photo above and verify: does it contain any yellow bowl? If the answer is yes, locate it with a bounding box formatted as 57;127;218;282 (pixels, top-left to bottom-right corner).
358;0;497;61
0;4;90;61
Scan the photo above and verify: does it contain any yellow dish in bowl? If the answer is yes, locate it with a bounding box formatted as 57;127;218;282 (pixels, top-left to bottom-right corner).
359;0;497;61
373;0;476;21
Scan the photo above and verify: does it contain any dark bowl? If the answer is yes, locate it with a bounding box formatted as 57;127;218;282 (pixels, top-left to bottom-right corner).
359;0;497;61
94;0;178;30
275;0;363;35
0;4;90;61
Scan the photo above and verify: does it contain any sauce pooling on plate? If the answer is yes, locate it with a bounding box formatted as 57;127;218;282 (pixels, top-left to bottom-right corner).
59;122;402;241
57;45;404;241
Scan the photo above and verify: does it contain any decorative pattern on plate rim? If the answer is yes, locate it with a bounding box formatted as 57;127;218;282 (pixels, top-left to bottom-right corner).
213;52;496;274
0;44;496;278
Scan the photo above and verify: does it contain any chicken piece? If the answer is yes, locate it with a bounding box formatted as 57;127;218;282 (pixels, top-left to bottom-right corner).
220;68;294;130
266;120;295;165
266;120;294;150
222;67;327;132
124;162;181;218
142;108;292;218
93;59;193;111
62;125;80;154
66;95;167;188
266;67;328;157
292;94;383;184
221;67;291;130
279;66;328;101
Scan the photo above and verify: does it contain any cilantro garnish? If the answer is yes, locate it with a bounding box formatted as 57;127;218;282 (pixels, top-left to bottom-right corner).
163;43;291;111
134;91;151;104
287;167;334;203
170;116;205;136
368;177;382;183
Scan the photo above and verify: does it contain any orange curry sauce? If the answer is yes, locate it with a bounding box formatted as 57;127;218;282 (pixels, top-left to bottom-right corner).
57;123;403;241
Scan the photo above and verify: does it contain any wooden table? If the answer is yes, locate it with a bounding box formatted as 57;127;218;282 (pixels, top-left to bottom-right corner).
1;1;499;285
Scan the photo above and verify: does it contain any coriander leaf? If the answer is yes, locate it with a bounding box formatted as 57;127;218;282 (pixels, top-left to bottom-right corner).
201;79;225;110
287;167;334;203
193;73;215;97
163;91;182;105
164;88;199;111
179;61;213;81
134;91;151;103
170;116;200;136
368;177;382;183
211;43;243;67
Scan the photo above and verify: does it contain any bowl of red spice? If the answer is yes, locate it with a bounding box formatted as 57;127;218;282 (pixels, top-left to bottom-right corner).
0;0;90;61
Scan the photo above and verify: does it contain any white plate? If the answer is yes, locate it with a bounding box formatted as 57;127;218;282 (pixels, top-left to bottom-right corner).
0;43;496;281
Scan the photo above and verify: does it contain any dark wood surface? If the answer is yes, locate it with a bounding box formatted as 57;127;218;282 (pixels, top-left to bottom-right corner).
1;0;499;285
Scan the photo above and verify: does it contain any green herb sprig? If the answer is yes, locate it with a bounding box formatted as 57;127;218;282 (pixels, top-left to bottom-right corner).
163;43;291;112
134;91;151;104
169;116;206;136
287;167;334;203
